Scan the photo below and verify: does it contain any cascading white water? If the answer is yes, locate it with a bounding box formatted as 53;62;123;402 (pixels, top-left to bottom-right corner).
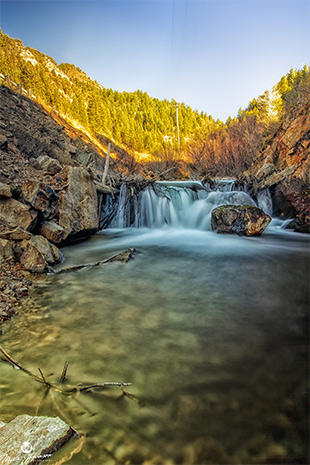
107;180;268;230
257;188;273;216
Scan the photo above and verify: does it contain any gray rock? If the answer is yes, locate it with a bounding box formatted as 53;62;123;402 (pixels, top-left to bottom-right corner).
64;141;77;154
48;143;77;166
211;204;271;236
0;414;76;465
71;149;92;167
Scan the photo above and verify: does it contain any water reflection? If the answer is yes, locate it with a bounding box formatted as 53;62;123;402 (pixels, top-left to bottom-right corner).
0;228;309;464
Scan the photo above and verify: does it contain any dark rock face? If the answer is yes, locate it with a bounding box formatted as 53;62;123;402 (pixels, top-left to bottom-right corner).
211;205;271;236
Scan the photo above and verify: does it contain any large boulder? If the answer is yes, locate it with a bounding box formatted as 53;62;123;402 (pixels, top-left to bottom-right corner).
19;235;62;273
58;166;98;241
0;198;37;231
211;205;271;236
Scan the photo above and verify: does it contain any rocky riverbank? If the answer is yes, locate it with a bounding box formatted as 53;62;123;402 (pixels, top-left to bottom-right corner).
0;85;118;332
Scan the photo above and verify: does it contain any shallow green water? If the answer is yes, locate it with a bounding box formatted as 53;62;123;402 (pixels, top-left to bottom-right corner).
0;228;309;464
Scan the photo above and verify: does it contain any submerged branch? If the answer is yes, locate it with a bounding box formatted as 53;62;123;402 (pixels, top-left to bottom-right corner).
0;345;132;397
48;248;138;275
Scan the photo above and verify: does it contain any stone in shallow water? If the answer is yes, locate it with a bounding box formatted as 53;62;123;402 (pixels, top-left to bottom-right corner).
0;414;76;464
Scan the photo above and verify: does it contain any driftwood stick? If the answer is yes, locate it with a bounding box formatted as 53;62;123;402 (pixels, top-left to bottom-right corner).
76;382;132;393
48;248;137;275
60;361;69;384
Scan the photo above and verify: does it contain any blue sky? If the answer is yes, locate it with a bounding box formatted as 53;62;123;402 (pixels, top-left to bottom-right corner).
0;0;309;121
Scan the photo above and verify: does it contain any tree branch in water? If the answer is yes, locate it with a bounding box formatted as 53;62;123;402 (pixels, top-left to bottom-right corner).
47;248;138;275
0;345;132;396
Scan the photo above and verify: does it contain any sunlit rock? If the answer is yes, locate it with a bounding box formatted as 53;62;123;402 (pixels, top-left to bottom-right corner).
58;166;98;241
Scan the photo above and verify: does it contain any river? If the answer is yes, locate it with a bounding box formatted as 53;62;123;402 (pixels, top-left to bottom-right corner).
0;182;309;464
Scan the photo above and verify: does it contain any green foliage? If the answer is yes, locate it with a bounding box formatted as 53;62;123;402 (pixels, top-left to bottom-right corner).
0;29;213;156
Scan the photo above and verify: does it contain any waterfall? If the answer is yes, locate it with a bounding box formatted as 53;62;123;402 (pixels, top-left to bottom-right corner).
103;179;272;231
257;189;273;216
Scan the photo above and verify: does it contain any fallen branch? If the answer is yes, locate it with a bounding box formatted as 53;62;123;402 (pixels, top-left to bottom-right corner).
0;345;131;397
48;248;138;275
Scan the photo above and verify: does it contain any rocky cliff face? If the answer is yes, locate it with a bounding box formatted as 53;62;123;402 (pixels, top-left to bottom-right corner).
251;101;310;232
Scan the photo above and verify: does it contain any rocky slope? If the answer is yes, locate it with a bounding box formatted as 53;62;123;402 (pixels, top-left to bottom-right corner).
251;100;310;232
0;85;116;330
